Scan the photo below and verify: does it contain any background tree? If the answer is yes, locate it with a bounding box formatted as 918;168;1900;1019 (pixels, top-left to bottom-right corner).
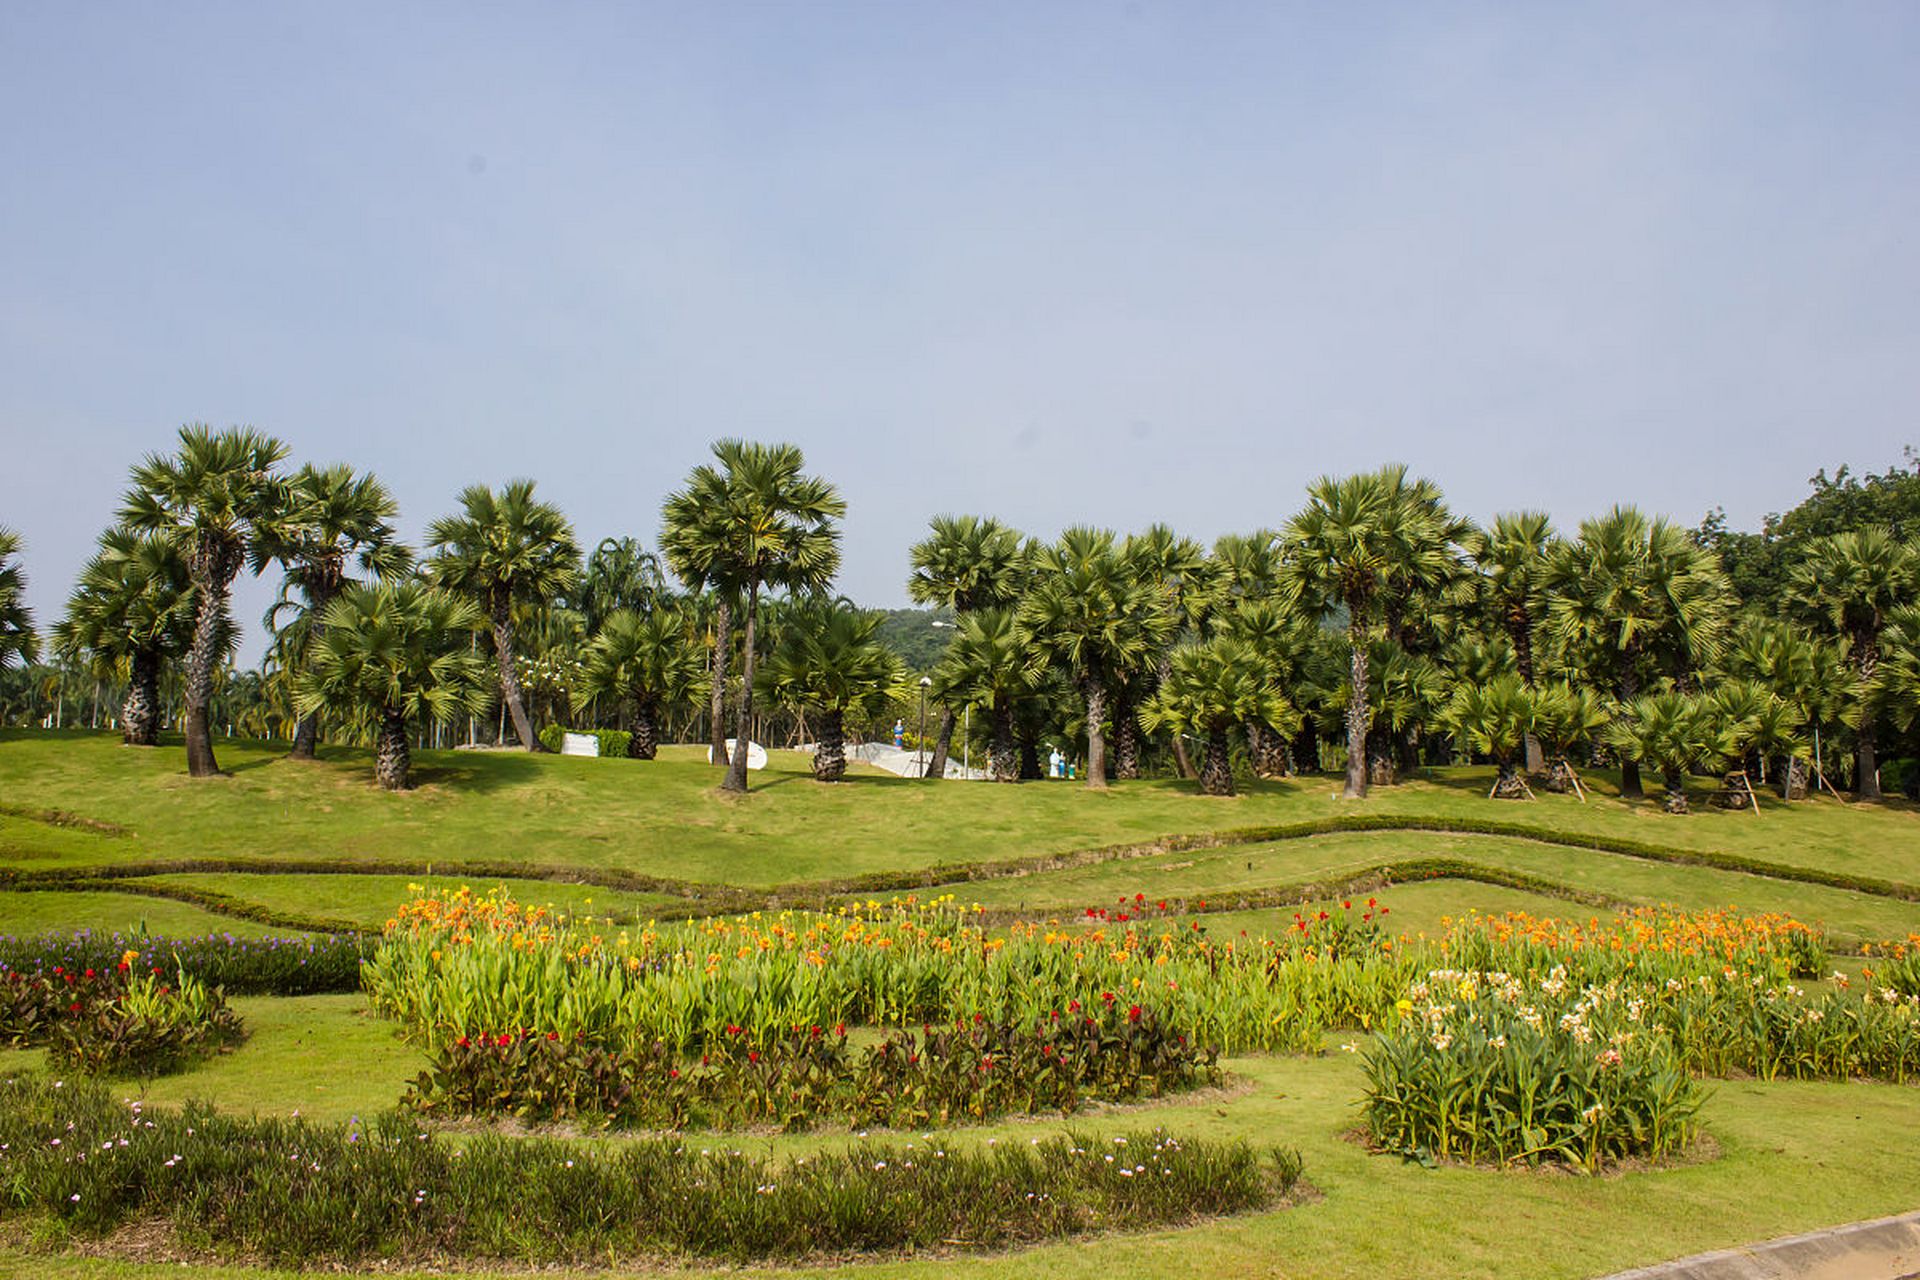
1721;619;1850;798
1122;525;1213;780
664;441;844;794
1547;507;1732;800
0;528;40;671
1283;467;1460;799
574;537;668;637
1874;605;1920;797
120;425;290;777
255;464;409;760
1021;527;1172;790
53;528;194;745
1785;528;1917;800
1531;681;1611;794
426;481;580;752
1440;673;1538;799
929;606;1034;783
292;583;492;791
1141;637;1293;796
757;599;902;781
906;515;1025;778
1463;511;1557;771
1606;690;1729;815
578;608;703;759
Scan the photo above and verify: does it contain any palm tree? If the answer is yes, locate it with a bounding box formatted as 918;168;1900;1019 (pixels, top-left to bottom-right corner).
1531;681;1611;794
292;583;493;790
930;607;1038;783
662;460;741;771
426;481;580;752
1722;619;1851;798
1463;512;1556;771
906;515;1025;778
1874;605;1920;796
0;528;39;672
1439;674;1538;799
53;528;195;745
1546;507;1733;800
1216;598;1318;777
1121;525;1213;780
254;464;409;760
1020;527;1172;789
575;537;669;636
1607;691;1730;814
758;600;903;781
1704;679;1802;809
578;608;703;759
662;441;844;794
1785;529;1918;800
1141;637;1293;796
119;425;290;777
1282;466;1461;799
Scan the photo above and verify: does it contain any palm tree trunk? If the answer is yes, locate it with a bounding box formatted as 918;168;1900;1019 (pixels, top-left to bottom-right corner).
1293;719;1320;774
627;695;659;760
1617;671;1644;800
1082;676;1109;790
1781;754;1809;800
989;694;1018;783
183;544;240;778
1853;631;1883;800
723;585;759;793
1159;654;1197;779
123;648;161;747
1663;770;1689;815
1199;725;1234;796
813;706;846;781
1113;689;1141;780
1343;620;1369;799
1491;758;1527;799
490;606;540;751
706;599;732;768
375;707;411;791
924;706;956;779
1017;717;1042;780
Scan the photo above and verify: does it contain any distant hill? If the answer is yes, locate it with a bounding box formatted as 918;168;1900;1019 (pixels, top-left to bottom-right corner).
872;607;954;671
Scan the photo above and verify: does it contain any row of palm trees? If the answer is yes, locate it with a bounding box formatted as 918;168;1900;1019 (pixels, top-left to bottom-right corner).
3;431;1916;805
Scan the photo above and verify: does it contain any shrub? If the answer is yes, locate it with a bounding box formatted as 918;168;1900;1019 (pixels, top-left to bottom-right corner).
2;961;242;1077
537;725;632;756
0;930;371;996
1867;934;1920;999
1363;967;1707;1171
405;1006;1220;1131
0;1074;1299;1265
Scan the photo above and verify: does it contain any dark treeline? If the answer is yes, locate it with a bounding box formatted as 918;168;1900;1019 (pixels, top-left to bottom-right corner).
1;431;1917;808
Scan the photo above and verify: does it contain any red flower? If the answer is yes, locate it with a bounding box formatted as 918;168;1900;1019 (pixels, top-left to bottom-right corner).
496;1033;512;1047
1100;991;1115;1004
1196;899;1207;910
1068;999;1082;1013
1157;900;1167;911
834;1022;846;1037
83;969;95;979
1135;893;1146;904
668;1068;680;1078
52;967;62;976
1128;1004;1142;1023
748;1050;761;1063
1342;900;1352;911
457;1035;470;1047
546;1031;559;1040
1317;911;1329;922
726;1024;742;1036
69;1001;82;1013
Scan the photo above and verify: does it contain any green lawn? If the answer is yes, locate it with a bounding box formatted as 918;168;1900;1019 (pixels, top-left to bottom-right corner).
4;727;1920;1279
5;729;1918;890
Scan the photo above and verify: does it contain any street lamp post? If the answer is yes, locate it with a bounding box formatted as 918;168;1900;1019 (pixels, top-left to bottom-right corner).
916;675;932;777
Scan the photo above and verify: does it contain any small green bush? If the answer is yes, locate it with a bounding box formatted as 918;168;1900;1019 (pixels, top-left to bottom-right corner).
1363;967;1707;1171
537;725;633;756
406;1007;1220;1130
2;961;242;1077
0;1074;1298;1265
0;930;372;995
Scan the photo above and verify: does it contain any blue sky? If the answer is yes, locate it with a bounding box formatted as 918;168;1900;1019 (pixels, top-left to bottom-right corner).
3;2;1916;660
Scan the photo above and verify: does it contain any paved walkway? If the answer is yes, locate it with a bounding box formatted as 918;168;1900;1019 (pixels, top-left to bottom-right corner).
1600;1210;1920;1280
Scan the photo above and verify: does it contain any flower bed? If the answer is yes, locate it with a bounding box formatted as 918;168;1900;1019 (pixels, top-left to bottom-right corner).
1865;933;1920;999
2;957;242;1077
0;930;371;995
1362;967;1706;1171
0;1074;1300;1265
406;1005;1219;1131
364;888;1414;1055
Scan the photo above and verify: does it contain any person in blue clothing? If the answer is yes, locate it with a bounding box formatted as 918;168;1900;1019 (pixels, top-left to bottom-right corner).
893;718;904;750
